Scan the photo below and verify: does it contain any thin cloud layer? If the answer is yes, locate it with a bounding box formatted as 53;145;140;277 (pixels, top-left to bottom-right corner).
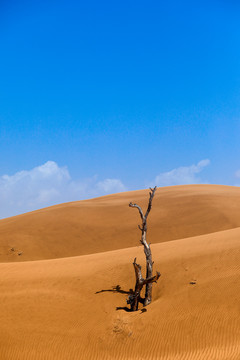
234;169;240;186
0;161;126;219
235;170;240;179
150;159;210;187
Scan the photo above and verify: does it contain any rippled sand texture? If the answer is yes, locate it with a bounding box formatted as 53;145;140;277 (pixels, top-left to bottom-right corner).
0;185;240;359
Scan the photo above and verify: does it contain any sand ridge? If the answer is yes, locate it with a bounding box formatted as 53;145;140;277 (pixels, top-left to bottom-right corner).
1;184;240;262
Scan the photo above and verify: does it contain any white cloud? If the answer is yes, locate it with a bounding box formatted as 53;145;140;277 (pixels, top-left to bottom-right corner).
234;169;240;186
0;161;126;219
96;178;126;193
149;159;210;187
235;170;240;179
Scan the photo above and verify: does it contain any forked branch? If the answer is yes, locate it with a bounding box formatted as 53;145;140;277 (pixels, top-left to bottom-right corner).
127;258;161;311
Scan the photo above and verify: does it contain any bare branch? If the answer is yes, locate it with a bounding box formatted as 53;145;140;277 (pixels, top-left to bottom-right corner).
129;202;144;221
127;259;161;311
133;258;143;282
143;271;161;285
145;186;157;219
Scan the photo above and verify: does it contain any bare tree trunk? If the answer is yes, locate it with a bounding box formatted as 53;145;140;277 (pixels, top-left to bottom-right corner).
129;186;159;306
127;258;160;311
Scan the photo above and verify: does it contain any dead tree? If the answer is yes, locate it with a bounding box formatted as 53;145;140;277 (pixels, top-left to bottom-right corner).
127;258;160;311
128;186;160;309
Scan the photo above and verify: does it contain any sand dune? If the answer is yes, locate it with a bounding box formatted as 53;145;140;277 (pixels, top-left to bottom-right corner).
1;184;240;262
0;185;240;359
0;228;240;359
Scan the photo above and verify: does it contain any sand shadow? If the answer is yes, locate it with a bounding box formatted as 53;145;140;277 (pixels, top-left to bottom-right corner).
95;284;133;295
95;285;133;312
95;285;146;312
116;306;132;312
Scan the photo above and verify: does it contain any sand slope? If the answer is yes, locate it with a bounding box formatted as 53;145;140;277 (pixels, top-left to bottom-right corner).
0;185;240;359
1;184;240;262
0;228;240;359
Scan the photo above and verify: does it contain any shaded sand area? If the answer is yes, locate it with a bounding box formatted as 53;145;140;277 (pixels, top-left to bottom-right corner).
0;185;240;359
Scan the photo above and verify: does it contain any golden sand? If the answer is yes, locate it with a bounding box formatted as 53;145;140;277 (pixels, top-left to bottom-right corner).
0;185;239;359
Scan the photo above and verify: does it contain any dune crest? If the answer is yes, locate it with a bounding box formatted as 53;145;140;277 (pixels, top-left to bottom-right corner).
1;184;240;262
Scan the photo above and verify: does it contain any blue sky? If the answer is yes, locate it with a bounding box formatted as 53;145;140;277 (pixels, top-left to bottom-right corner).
0;0;240;218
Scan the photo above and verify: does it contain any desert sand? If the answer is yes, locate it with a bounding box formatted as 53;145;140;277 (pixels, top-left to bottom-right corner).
0;184;240;359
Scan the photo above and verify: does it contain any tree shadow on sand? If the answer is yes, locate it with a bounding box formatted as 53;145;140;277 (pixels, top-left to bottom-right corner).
95;285;146;312
95;284;133;295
